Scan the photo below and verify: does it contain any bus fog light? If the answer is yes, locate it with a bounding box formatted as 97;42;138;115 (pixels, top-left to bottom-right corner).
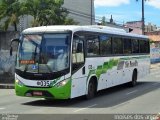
55;79;69;87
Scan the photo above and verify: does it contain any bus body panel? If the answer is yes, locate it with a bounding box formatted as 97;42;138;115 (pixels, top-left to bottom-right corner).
70;55;150;98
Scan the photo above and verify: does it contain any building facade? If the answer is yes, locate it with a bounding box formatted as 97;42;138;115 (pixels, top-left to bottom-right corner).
125;21;143;35
124;21;158;35
63;0;95;25
145;23;157;32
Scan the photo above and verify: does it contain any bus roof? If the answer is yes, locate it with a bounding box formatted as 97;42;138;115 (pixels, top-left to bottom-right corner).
22;25;148;39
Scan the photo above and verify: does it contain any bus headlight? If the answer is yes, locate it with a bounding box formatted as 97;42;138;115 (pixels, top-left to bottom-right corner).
15;79;24;86
55;79;69;88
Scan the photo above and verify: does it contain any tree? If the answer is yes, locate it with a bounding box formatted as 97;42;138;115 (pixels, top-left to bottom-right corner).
0;0;77;31
64;18;79;25
0;0;25;31
24;0;77;27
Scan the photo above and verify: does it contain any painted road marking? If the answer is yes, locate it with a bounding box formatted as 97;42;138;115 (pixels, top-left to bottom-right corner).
155;75;160;78
111;101;130;109
74;104;97;113
0;108;5;110
126;90;138;95
150;69;159;73
150;71;160;75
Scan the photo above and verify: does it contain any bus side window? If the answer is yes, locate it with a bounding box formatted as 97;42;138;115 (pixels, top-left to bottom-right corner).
132;39;139;53
146;40;150;53
99;35;112;55
86;34;99;56
123;38;132;54
112;37;123;54
72;35;84;72
139;40;150;53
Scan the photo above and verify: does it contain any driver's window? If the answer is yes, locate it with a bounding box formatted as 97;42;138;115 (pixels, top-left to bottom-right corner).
72;35;84;72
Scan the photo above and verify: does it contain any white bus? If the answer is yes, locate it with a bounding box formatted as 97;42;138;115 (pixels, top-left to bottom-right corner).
10;26;150;99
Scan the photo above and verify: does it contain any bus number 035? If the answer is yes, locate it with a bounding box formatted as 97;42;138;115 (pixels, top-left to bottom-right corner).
37;81;50;87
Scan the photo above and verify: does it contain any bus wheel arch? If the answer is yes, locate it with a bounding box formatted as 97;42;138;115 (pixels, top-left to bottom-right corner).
86;76;98;99
129;69;138;87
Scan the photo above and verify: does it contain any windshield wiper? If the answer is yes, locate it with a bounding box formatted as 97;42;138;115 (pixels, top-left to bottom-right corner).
24;64;29;73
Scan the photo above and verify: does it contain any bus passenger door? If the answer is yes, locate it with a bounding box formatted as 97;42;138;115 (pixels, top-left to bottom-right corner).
71;35;87;98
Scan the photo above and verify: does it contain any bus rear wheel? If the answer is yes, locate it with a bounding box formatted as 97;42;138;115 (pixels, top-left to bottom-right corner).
129;70;137;87
86;80;97;99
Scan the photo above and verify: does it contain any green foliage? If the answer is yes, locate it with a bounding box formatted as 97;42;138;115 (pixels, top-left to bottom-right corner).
0;0;78;31
0;0;21;31
101;16;107;26
64;18;79;25
149;39;154;44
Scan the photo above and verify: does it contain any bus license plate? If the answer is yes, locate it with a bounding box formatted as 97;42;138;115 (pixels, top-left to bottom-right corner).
37;81;50;87
33;91;43;96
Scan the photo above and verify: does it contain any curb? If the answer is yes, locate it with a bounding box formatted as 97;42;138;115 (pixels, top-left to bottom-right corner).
150;63;160;69
0;84;14;89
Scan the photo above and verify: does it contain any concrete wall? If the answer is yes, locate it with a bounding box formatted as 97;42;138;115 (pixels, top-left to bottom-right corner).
63;0;95;25
0;32;19;83
150;42;160;63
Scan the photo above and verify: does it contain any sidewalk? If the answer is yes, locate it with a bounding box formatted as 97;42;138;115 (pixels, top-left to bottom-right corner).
1;63;160;89
0;83;14;89
150;62;160;69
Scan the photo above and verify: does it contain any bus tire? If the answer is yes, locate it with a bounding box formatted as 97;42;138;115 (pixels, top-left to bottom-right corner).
86;79;97;99
129;70;137;87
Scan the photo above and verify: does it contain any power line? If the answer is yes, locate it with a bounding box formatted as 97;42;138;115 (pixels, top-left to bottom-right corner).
67;8;144;29
62;7;130;27
63;7;125;26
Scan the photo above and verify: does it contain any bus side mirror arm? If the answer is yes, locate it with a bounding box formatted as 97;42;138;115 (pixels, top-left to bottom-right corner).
10;47;13;56
10;38;20;56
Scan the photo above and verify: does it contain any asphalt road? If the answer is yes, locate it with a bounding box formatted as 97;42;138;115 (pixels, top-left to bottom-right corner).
0;65;160;120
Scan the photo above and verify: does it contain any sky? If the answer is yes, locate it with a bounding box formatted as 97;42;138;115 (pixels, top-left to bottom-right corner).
94;0;160;27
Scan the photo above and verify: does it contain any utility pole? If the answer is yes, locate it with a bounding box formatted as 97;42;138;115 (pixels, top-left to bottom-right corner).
142;0;145;35
91;0;93;25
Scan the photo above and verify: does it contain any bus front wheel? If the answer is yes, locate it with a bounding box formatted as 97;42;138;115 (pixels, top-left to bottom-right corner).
86;80;97;99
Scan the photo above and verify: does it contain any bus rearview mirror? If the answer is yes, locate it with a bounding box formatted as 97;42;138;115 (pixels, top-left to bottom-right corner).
10;38;20;56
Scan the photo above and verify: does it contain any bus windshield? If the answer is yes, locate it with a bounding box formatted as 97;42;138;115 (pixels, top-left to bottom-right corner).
16;33;71;74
